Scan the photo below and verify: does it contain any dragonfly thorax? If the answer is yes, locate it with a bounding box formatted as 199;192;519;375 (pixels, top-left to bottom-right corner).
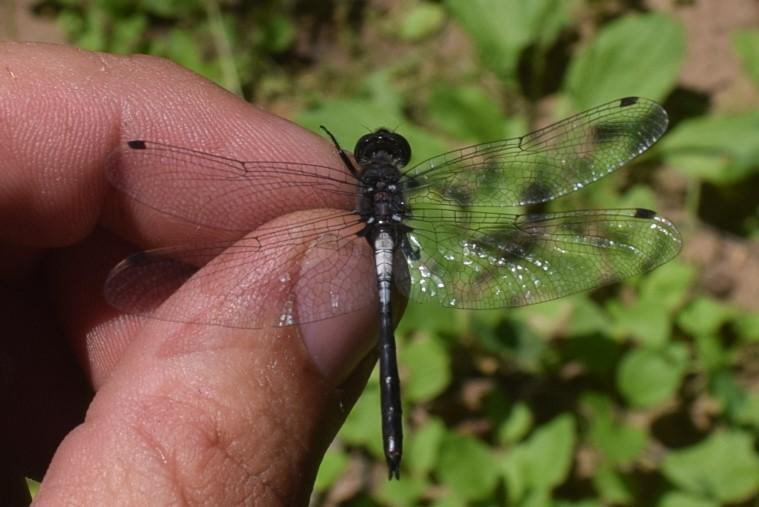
357;162;409;227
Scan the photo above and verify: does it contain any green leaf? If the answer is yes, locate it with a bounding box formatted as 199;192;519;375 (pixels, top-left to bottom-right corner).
26;478;40;500
588;415;647;466
662;430;759;502
514;415;576;489
314;447;348;492
402;334;451;402
426;85;506;142
497;402;533;445
592;466;634;504
734;391;759;432
677;297;735;337
734;310;759;342
656;491;719;507
376;473;428;507
733;29;759;88
437;433;499;500
565;297;612;336
616;344;688;407
637;261;695;313
608;296;671;347
339;378;384;457
446;0;573;81
399;2;446;42
407;417;446;474
658;491;719;507
110;14;147;53
564;13;684;109
660;112;759;184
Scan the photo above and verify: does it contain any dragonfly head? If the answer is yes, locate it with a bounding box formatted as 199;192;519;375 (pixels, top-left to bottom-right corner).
354;128;411;167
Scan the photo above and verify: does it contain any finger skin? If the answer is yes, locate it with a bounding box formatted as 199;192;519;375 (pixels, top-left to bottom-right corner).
0;42;379;505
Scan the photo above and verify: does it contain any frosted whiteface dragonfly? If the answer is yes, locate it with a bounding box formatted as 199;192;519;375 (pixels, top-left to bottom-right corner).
104;96;681;479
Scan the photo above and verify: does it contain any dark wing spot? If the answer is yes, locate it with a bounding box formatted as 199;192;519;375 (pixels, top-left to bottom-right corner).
442;186;472;210
127;140;147;150
521;179;553;205
620;97;639;107
634;208;657;219
591;121;626;145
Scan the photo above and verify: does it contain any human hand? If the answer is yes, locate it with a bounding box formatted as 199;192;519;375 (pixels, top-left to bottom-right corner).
0;42;378;506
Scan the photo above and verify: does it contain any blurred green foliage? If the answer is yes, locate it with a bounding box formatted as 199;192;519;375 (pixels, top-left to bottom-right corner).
29;0;759;505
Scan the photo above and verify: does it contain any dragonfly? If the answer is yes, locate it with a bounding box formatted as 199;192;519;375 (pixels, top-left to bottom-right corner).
104;96;682;479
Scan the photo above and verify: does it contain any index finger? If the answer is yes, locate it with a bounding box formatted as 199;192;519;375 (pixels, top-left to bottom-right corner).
0;42;345;247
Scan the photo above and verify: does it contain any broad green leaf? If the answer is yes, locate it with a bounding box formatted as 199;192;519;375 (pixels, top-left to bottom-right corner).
426;85;506;142
733;29;759;87
519;490;552;507
677;297;735;337
662;430;759;502
660;113;759;184
734;311;759;342
111;14;147;53
519;415;576;489
446;0;574;81
501;415;576;503
711;370;751;421
376;474;428;507
150;28;223;85
429;497;467;507
497;402;533;444
339;378;384;456
437;433;499;500
658;491;719;507
26;478;40;500
588;415;647;466
399;2;446;42
693;333;726;371
314;448;348;492
608;296;671;347
637;261;694;313
565;13;684;109
592;466;634;504
617;344;688;407
566;296;613;336
734;391;759;431
402;334;452;402
407;417;446;474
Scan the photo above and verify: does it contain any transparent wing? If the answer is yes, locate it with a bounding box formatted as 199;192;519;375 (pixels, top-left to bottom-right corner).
104;211;378;328
107;140;356;232
404;97;668;207
396;207;682;308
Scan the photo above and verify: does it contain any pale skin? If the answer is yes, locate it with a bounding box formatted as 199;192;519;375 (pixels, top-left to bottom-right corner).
0;42;381;506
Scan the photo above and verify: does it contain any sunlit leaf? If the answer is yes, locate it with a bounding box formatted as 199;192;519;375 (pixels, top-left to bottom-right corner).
660;112;759;184
314;447;348;492
446;0;574;81
617;344;688;407
565;13;684;109
437;432;499;500
399;2;446;42
662;430;759;502
402;334;451;402
733;29;759;88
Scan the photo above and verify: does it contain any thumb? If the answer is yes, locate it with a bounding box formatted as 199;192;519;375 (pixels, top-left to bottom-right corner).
35;210;378;505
